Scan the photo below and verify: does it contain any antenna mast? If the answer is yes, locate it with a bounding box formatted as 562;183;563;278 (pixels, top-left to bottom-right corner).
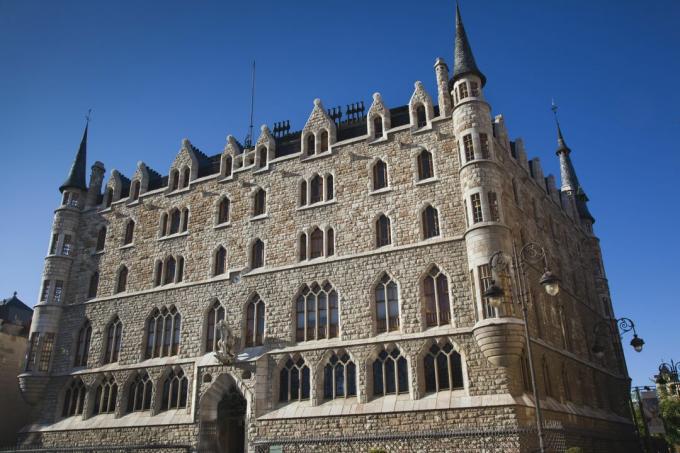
244;61;256;148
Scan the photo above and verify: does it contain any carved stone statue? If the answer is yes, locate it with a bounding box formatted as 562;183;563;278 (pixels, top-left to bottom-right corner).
215;320;236;365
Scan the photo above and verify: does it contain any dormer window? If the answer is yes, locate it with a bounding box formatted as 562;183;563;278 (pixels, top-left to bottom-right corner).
320;130;329;152
416;105;427;128
105;188;113;208
130;181;140;201
306;134;315;156
181;167;190;189
373;116;383;139
258;146;267;168
223;155;233;177
170;169;179;191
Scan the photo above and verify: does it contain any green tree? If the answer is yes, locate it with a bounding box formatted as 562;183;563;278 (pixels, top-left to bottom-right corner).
660;395;680;446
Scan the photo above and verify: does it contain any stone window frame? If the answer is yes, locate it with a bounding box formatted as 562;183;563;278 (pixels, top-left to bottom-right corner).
275;353;311;404
73;319;92;368
115;264;129;294
129;179;141;201
203;298;226;354
369;113;385;140
211;245;228;277
159;207;190;237
153;254;184;287
124;370;153;414
366;343;410;399
369;157;390;193
297;225;335;261
470;192;483;224
371;271;401;336
158;365;190;413
102;314;123;365
215;195;231;226
318;348;358;401
416;337;468;397
58;377;87;420
487;191;501;222
419;264;454;329
297;172;336;209
180;165;191;190
372;211;394;248
251;186;267;218
541;356;553;398
95;226;107;252
414;147;437;183
220;154;234;179
87;271;99;300
91;374;119;416
293;280;340;343
248;237;266;270
122;218;135;246
418;202;441;240
143;305;182;360
243;292;266;348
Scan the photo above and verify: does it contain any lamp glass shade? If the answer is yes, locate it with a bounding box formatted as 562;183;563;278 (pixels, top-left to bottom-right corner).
540;271;560;297
630;335;644;353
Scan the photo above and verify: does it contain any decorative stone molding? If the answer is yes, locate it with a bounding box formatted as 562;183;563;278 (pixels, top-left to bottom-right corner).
472;317;526;367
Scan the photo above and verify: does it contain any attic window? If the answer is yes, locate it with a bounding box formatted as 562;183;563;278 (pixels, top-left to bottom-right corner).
258;146;267;168
373;116;383;139
320;130;329;152
131;181;140;200
416;105;427;128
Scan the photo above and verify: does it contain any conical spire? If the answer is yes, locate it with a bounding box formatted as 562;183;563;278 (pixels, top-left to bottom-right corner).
452;2;486;87
59;120;89;193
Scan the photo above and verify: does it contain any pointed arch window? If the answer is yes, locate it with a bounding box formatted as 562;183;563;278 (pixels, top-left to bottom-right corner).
416;104;427;128
123;219;135;245
160;213;168;236
373;116;383;139
310;175;323;204
298;233;307;262
306;134;315;156
181;208;189;232
145;306;181;358
223;155;233;177
93;376;118;415
206;300;225;353
324;353;356;399
96;227;106;252
422;205;440;239
169;209;181;235
310;228;324;259
295;282;339;342
161;368;188;411
116;266;128;293
251;239;264;269
375;273;399;333
164;256;176;284
74;321;92;367
372;159;388;191
130;181;140;201
253;188;266;216
181;167;190;189
373;347;408;396
127;372;152;413
376;215;391;248
258;146;267;167
217;197;230;224
417;149;434;180
299;181;307;206
62;379;86;417
423;265;451;326
326;228;335;256
245;295;265;347
326;174;334;200
176;256;184;283
154;261;163;287
279;356;310;402
104;317;123;364
320;130;329;152
170;169;179;191
213;246;227;276
105;188;113;208
88;272;99;299
542;358;553;398
424;342;464;392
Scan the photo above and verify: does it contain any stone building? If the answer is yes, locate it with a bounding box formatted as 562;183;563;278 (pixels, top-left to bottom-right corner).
18;5;637;452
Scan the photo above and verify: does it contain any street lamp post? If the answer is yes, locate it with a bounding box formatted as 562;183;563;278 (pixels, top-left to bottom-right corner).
656;359;680;395
590;317;644;359
483;241;561;453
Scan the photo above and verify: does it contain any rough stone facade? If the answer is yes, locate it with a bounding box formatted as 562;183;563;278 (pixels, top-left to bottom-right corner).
17;6;637;453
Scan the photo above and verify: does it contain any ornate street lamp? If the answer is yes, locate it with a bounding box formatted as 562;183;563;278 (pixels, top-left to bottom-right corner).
482;241;560;453
655;359;679;386
590;317;644;359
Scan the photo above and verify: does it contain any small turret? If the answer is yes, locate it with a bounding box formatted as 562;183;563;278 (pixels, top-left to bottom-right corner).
452;3;486;87
59;123;88;193
86;161;106;208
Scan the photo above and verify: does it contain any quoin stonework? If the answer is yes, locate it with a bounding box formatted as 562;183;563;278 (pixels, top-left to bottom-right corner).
18;5;637;452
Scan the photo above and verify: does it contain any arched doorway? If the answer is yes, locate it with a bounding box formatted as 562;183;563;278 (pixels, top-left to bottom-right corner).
217;387;246;453
198;373;249;453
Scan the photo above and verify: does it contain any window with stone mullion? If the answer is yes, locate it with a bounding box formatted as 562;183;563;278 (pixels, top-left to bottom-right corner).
279;357;310;402
62;379;86;417
74;321;91;367
323;353;356;399
424;342;464;393
161;369;188;411
375;275;399;333
127;372;152;413
104;318;122;364
372;348;408;396
93;377;118;415
424;267;451;327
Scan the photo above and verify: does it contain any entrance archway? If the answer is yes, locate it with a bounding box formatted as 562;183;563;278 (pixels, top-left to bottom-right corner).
198;372;250;453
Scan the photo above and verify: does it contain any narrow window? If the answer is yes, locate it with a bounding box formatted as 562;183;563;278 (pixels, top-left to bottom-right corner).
279;357;310;402
169;209;181;235
423;265;451;327
373;116;383;139
295;282;338;342
512;178;520;205
324;353;356;399
123;220;135;245
104;317;123;363
458;82;469;99
463;134;475;162
73;321;92;367
116;266;128;293
131;181;140;200
205;300;225;353
214;247;227;276
375;273;399;333
38;333;55;371
164;256;176;284
298;233;307;261
49;234;58;255
376;215;391;247
96;227;106;252
521;352;531;392
127;372;152;413
170;169;179;191
181;208;189;232
299;181;307;206
488;191;500;222
223;155;233;177
477;264;496;318
417;150;434;180
61;379;86;417
325;174;334;200
416;104;427;127
253;188;266;216
154;261;163;287
470;81;479;97
105;188;113;208
245;295;265;347
176;256;184;283
326;228;335;256
373;160;388;191
61;234;72;256
160;213;168;236
218;198;230;224
424;342;464;393
251;239;264;269
181;167;190;189
310;228;323;259
161;369;188;411
543;359;553;398
310;175;322;204
422;205;440;239
258;146;267;167
471;193;483;223
372;347;408;396
320;130;329;152
562;365;571;401
480;133;490;159
40;280;50;302
306;134;315;156
88;272;99;299
53;280;64;303
25;333;39;371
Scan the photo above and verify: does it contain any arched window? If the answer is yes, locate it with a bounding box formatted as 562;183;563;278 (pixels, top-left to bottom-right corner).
326;174;334;200
170;169;179;191
176;256;184;283
218;197;230;224
160;213;168;236
422;205;440;239
258;146;267;167
424;342;464;393
116;266;128;293
61;379;86;417
74;321;91;367
320;130;329;152
295;282;339;342
542;358;553;398
181;167;190;189
104;317;123;364
213;247;227;276
130;181;140;201
375;273;399;333
253;188;266;216
373;347;408;396
373;116;383;139
423;266;451;327
205;300;225;353
251;239;264;269
161;368;188;411
93;376;118;415
123;220;135;245
310;228;323;259
223;155;233;177
324;353;356;399
145;306;181;358
96;227;106;252
127;372;152;413
299;181;307;206
245;295;265;347
417;149;434;180
154;261;163;287
326;228;335;256
105;188;113;208
279;356;310;402
416;104;427;128
298;233;307;261
164;256;176;284
181;208;189;232
169;209;181;235
376;215;391;248
88;272;99;299
306;134;315;156
372;159;388;191
310;175;323;204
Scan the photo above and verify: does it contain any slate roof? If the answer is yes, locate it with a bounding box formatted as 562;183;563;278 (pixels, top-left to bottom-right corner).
452;3;486;87
59;123;89;193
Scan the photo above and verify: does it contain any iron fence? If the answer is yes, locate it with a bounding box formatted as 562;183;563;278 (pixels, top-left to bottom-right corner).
0;446;192;453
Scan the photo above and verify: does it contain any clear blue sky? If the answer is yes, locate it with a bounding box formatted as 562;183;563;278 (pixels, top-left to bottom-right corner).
1;0;678;387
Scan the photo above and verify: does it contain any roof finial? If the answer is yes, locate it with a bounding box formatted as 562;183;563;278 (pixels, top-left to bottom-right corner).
13;291;17;297
551;99;568;151
85;109;92;125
